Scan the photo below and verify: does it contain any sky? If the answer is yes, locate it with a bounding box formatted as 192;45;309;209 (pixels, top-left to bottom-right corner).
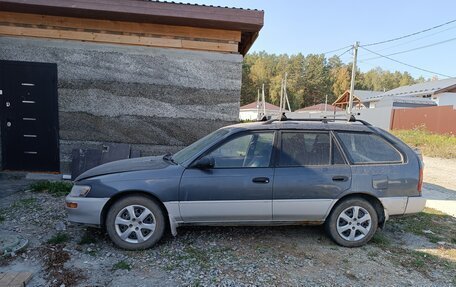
189;0;456;79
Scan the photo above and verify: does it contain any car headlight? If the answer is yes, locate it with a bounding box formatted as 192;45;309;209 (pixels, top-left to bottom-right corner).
69;185;91;197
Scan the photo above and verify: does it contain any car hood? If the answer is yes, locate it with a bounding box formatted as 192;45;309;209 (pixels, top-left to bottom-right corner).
75;156;170;181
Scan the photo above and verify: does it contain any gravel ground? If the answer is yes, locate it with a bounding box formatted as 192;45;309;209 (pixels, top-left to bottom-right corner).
0;187;455;287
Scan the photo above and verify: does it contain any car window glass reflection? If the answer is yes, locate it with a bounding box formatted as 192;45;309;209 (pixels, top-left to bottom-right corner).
208;132;274;168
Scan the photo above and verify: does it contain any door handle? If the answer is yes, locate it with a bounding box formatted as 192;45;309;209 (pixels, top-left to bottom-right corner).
332;176;348;182
252;177;270;184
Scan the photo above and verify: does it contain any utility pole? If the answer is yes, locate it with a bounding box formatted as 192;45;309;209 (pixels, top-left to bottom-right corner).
284;72;291;112
262;83;266;117
256;88;260;120
348;41;359;116
325;94;328;113
279;78;284;114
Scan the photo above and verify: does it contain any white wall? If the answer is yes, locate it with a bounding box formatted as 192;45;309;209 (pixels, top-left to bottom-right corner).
286;107;393;130
433;93;456;106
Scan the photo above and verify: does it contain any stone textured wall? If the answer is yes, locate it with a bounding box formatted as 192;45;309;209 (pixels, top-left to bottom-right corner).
0;37;242;172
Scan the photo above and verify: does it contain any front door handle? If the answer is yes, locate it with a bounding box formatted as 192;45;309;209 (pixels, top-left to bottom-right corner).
252;177;270;184
332;176;349;182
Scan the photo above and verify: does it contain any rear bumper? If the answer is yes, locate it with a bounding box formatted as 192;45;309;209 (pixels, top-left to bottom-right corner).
65;196;109;225
380;196;426;218
404;196;426;214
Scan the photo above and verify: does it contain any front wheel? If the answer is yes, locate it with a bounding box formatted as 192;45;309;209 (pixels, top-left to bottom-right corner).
325;198;378;247
106;196;166;250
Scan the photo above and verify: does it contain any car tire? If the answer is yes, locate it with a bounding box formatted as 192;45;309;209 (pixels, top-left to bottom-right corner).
325;197;378;247
106;196;166;250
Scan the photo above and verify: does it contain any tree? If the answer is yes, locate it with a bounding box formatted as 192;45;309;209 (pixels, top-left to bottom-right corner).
300;54;331;107
240;51;426;110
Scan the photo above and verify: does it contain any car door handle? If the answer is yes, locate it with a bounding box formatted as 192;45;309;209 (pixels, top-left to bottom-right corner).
252;177;270;184
332;176;349;182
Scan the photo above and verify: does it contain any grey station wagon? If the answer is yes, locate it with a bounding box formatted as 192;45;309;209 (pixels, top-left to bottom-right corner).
66;118;425;249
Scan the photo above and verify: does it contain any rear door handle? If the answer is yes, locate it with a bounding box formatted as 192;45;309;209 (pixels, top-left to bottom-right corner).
252;177;270;184
332;176;349;182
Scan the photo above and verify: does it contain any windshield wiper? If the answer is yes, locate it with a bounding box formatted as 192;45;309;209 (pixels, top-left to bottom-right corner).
162;153;177;165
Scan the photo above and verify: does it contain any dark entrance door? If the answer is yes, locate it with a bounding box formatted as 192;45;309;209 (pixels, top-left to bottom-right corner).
0;60;60;172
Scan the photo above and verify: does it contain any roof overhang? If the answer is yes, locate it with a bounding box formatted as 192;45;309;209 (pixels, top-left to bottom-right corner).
0;0;264;55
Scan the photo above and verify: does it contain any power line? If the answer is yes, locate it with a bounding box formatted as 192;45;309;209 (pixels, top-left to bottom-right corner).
362;19;456;47
359;46;453;78
375;24;456;52
337;47;353;58
322;45;352;55
361;36;456;61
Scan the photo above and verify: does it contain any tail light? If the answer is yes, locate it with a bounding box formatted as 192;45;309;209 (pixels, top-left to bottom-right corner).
417;168;423;194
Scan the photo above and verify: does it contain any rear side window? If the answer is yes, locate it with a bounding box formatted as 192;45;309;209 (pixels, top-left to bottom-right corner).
279;132;330;166
336;132;402;164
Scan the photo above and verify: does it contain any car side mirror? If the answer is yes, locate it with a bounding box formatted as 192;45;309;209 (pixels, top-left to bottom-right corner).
193;156;215;169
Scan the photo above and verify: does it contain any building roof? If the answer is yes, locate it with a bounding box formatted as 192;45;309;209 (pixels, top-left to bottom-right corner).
353;90;383;101
240;102;282;111
0;0;264;55
333;90;383;107
295;103;343;112
369;78;456;101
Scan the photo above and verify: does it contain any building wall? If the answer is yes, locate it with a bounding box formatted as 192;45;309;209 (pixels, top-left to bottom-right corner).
432;92;456;106
0;36;242;172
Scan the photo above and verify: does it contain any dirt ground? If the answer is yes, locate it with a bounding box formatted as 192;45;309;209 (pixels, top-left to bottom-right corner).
422;156;456;216
0;158;455;287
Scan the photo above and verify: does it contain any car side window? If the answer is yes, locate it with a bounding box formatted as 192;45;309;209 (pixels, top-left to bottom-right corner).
279;132;330;166
332;138;346;165
336;132;403;164
207;132;274;168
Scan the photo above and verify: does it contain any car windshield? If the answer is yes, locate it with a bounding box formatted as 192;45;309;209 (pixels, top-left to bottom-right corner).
172;129;230;165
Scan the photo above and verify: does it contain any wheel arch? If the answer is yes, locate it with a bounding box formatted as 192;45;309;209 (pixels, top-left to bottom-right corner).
99;190;170;231
327;193;386;228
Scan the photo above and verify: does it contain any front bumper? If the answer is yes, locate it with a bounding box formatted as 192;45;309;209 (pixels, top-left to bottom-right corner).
65;196;110;225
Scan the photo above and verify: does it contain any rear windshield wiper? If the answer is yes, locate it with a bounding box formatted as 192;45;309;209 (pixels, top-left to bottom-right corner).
162;153;177;165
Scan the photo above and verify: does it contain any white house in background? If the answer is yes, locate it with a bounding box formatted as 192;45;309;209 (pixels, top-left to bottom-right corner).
364;77;456;108
239;102;288;121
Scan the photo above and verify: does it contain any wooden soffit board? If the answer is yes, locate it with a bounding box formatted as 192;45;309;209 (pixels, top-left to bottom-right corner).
0;11;241;53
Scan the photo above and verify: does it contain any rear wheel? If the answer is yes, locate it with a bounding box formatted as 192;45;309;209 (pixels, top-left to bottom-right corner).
325;198;378;247
106;196;165;250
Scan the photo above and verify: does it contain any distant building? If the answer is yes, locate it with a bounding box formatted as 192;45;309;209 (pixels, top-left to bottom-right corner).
365;78;456;107
239;102;288;121
295;103;343;113
333;90;383;109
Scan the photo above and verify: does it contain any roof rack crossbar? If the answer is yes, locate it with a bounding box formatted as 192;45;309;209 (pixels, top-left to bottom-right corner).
262;116;373;127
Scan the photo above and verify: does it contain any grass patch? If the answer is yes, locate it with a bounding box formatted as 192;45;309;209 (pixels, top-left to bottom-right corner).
112;260;131;271
367;250;380;259
371;232;391;247
12;197;37;209
391;208;456;245
30;181;73;197
78;232;97;245
392;128;456;158
391;248;456;273
47;232;70;245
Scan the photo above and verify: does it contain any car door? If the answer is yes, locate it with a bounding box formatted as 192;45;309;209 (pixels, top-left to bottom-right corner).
272;130;352;221
179;131;276;222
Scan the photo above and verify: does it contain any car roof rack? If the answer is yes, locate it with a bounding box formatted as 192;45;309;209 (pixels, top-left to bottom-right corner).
262;113;373;127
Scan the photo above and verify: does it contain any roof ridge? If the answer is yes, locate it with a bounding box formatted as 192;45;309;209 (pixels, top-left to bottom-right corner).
143;0;263;11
